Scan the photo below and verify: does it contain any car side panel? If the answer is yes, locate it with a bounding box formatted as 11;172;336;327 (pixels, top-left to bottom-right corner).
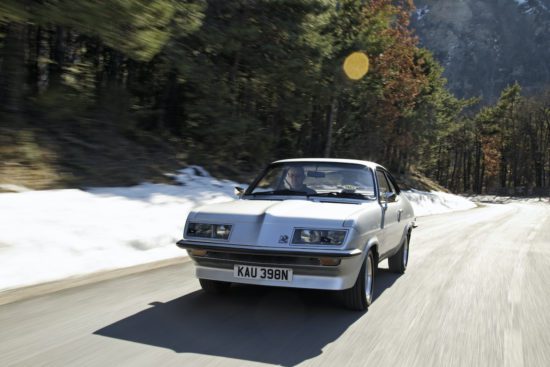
387;194;415;258
380;200;403;257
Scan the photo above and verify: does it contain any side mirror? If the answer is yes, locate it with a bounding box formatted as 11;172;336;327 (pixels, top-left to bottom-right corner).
234;186;245;198
385;191;397;203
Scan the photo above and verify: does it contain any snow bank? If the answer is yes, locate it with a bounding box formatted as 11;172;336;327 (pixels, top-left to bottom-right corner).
0;167;239;291
403;189;477;217
0;168;476;291
464;195;549;204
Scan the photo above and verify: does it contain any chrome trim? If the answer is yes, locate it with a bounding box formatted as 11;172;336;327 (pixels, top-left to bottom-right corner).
365;254;373;303
403;239;409;268
195;255;323;269
177;240;362;258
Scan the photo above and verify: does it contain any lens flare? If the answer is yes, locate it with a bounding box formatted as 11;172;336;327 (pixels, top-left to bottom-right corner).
343;52;369;80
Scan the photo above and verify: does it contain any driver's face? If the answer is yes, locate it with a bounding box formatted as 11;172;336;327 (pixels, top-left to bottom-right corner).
287;168;305;188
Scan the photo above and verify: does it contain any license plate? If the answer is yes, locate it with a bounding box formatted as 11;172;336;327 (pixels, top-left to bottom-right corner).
233;265;293;282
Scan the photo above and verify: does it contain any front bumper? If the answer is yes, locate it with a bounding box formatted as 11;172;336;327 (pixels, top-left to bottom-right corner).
176;240;364;290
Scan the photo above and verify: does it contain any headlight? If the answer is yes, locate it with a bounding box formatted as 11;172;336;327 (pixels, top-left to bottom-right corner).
292;229;347;246
187;223;232;240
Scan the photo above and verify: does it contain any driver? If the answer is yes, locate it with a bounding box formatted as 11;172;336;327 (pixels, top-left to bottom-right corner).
283;166;316;194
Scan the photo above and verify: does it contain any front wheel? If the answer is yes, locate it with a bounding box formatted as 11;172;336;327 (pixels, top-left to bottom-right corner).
341;250;375;311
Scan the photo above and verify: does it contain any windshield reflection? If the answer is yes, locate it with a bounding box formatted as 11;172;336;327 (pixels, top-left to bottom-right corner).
245;162;376;200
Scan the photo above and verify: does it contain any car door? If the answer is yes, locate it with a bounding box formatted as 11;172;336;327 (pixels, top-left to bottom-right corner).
375;169;402;256
385;170;408;245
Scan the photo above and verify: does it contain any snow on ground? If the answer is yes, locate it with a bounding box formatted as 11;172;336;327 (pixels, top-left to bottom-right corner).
0;167;238;291
0;168;476;291
464;195;550;204
403;189;477;217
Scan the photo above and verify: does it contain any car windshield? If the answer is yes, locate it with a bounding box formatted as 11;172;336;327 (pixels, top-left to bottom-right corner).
245;162;376;200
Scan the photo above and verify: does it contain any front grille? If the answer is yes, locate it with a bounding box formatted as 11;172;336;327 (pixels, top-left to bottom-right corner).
197;251;321;267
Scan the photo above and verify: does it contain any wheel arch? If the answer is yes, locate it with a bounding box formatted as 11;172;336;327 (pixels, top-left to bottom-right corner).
365;238;380;268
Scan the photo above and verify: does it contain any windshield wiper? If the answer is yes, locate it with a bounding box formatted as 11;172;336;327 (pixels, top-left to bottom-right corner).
308;191;371;200
251;189;308;196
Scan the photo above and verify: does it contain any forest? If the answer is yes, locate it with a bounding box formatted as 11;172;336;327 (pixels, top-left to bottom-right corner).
0;0;549;195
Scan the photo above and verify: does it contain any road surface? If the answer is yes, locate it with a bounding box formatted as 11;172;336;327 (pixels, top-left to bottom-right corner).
1;202;549;366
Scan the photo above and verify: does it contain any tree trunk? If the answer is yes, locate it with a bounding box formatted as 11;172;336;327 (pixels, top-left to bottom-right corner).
49;26;66;89
435;143;443;182
463;150;470;192
160;69;182;134
0;22;26;114
26;25;42;97
324;94;338;158
499;157;507;193
474;140;482;194
450;148;459;191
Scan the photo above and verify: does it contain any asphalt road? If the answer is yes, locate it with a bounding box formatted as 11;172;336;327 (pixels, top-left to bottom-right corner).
1;202;549;367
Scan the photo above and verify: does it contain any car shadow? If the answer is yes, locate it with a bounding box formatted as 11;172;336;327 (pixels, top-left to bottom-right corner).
373;267;402;299
94;274;399;367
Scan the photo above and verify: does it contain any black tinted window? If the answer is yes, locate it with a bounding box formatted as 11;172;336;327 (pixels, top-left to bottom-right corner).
376;170;390;195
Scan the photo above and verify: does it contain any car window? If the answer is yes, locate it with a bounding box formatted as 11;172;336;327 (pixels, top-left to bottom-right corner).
384;171;401;194
254;165;285;191
246;162;376;199
384;172;397;193
376;170;390;194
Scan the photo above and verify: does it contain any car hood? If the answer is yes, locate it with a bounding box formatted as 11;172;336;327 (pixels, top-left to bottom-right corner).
189;199;368;225
186;199;376;247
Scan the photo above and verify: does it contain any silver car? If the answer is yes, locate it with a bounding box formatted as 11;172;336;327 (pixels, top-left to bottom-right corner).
177;158;415;310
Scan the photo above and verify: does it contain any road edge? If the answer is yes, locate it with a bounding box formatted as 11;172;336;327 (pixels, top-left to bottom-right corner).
0;256;191;306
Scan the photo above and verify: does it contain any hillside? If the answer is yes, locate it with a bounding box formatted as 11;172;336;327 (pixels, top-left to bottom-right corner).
0;124;185;191
412;0;550;103
0;125;445;193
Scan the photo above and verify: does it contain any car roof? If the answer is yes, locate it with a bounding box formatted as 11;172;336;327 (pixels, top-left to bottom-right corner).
273;158;383;170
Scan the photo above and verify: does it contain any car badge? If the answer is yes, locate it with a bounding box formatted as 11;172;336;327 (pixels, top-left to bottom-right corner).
278;235;289;244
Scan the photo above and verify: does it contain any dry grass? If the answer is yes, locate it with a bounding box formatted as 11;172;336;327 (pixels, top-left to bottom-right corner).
395;168;449;193
0;125;187;191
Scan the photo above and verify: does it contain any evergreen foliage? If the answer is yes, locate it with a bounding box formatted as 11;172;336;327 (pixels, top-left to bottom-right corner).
0;0;548;193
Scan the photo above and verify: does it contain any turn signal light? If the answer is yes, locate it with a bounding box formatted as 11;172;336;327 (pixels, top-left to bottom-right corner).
319;257;341;266
190;249;207;257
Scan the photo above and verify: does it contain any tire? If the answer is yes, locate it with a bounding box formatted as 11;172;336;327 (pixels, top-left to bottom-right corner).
199;278;231;293
388;234;409;274
342;250;375;311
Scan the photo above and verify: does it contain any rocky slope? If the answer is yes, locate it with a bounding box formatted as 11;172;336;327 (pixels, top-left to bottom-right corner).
412;0;550;103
